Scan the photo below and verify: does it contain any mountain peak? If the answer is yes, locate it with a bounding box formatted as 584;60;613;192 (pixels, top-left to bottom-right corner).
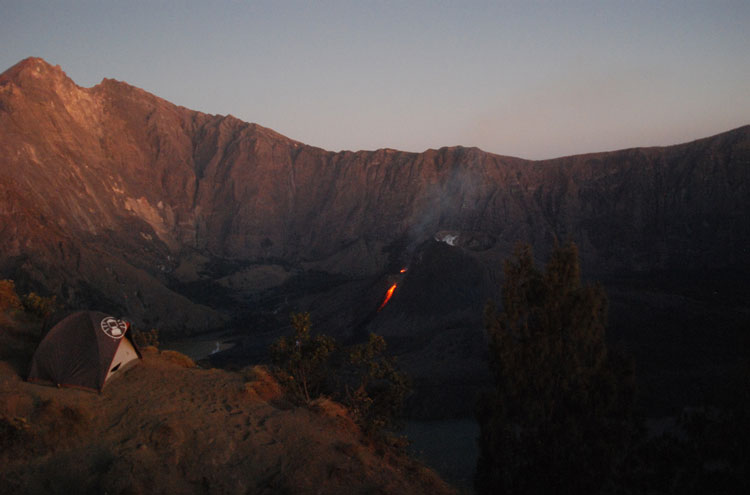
0;57;73;88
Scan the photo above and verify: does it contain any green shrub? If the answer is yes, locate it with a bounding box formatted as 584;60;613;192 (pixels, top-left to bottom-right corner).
21;292;58;318
270;312;336;403
271;313;410;435
0;280;22;313
344;333;410;434
1;279;58;319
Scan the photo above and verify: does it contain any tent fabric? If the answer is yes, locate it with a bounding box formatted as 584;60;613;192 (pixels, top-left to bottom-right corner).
105;337;139;382
28;311;141;392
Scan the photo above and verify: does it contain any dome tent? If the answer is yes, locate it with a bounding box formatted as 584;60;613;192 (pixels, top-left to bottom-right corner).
28;311;141;392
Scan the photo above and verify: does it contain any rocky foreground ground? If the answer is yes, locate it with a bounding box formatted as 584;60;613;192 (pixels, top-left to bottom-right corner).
0;316;456;495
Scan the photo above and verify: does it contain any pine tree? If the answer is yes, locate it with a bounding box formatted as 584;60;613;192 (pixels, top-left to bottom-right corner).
476;243;636;494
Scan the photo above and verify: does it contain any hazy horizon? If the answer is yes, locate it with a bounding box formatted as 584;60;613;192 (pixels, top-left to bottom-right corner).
2;0;748;160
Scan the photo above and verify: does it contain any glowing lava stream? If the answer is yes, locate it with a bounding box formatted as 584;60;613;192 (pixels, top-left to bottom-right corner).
378;283;398;311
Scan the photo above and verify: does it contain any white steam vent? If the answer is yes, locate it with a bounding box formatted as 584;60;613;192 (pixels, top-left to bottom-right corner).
435;232;459;246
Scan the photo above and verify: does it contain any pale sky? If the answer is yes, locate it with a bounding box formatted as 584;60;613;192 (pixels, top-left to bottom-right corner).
1;0;748;159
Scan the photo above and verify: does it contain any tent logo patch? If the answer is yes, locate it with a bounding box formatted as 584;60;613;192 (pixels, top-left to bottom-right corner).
100;317;127;339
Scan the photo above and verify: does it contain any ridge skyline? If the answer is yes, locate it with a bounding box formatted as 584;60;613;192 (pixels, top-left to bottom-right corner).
4;56;747;163
3;2;748;161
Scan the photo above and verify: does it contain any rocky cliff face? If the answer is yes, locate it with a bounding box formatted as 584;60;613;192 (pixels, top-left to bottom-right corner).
2;58;749;416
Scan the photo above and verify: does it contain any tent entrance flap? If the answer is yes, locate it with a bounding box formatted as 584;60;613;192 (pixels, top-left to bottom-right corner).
105;337;139;382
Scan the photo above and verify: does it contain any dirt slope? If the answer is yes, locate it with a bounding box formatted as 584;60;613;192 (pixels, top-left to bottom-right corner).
0;342;455;494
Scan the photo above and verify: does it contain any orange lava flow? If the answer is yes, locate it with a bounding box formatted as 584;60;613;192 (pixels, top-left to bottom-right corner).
378;283;397;311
